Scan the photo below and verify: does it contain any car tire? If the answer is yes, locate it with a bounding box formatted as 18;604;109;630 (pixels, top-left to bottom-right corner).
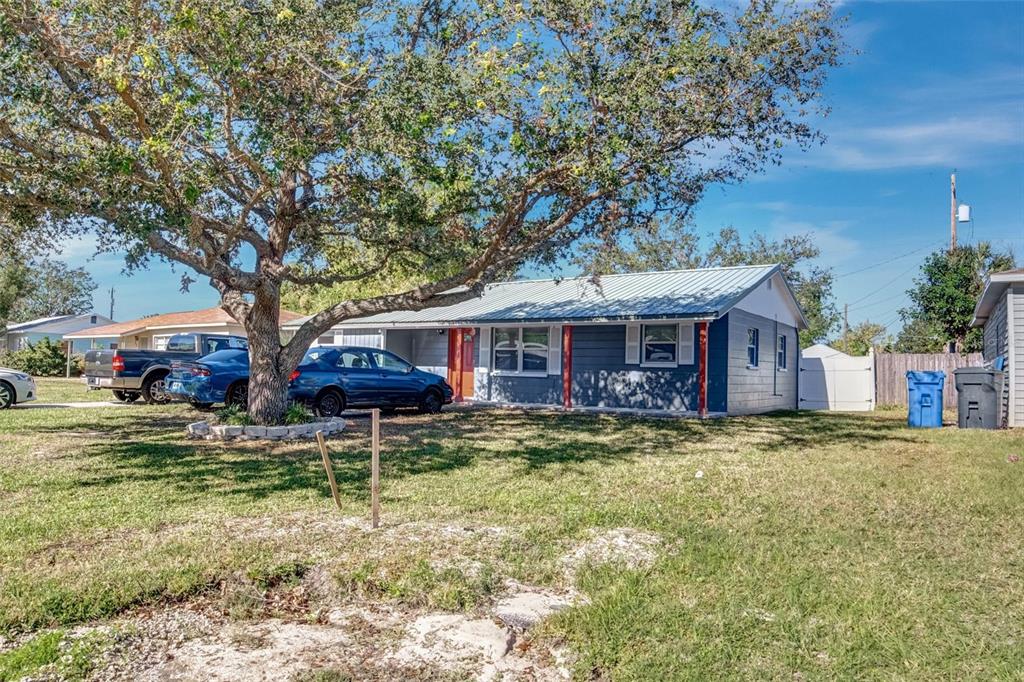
225;381;249;409
314;389;346;418
112;390;141;403
189;400;214;410
141;372;171;404
0;380;14;410
418;389;443;415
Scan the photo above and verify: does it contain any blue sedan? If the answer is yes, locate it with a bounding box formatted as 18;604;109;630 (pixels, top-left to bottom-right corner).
166;346;454;417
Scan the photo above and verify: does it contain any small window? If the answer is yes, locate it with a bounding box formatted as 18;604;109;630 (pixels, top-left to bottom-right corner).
165;334;197;352
317;334;335;345
493;327;548;374
747;328;759;367
643;324;678;365
372;350;412;373
336;350;373;369
90;315;97;324
777;334;787;370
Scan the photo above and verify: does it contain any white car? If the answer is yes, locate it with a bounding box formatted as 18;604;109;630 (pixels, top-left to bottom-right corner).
0;367;37;409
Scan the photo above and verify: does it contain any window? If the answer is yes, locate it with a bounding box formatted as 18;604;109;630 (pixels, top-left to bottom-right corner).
371;350;413;373
164;334;197;352
493;327;549;374
777;334;787;370
336;350;373;369
203;336;247;354
90;315;97;324
747;328;759;367
642;324;677;365
317;334;335;346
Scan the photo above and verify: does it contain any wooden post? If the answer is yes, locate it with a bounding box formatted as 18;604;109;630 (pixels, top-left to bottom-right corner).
697;321;709;418
316;430;342;511
561;325;573;409
371;408;380;529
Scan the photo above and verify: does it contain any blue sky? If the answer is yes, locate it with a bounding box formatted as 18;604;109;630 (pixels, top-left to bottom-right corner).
58;1;1024;335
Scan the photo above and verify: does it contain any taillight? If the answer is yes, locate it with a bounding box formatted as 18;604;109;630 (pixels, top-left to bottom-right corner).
289;370;301;382
111;354;125;372
193;367;211;377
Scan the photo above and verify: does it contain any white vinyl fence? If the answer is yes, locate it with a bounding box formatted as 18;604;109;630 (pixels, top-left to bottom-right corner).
799;346;875;412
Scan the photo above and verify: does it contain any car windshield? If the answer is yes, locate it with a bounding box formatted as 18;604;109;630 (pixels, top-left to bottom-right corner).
303;348;339;363
166;334;197;352
197;349;248;364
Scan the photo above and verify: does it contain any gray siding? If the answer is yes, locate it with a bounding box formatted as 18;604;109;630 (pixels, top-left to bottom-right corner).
725;309;798;415
982;293;1008;362
1013;285;1024;426
490;374;561;404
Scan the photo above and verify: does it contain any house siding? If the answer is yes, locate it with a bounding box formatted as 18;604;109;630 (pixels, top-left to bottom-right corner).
1012;284;1024;426
983;293;1008;362
725;309;798;415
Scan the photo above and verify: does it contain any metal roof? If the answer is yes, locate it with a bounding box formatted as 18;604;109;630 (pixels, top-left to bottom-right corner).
286;264;807;329
5;313;115;335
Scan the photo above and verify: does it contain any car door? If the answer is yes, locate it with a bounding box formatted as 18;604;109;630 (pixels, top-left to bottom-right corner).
333;349;377;405
370;350;423;406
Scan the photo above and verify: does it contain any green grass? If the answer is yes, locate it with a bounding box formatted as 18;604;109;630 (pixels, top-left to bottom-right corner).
29;377;110;403
0;629;106;681
1;403;1022;679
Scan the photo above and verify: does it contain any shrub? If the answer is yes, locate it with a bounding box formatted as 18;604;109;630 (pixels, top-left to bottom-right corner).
0;337;69;376
284;402;316;425
214;404;253;426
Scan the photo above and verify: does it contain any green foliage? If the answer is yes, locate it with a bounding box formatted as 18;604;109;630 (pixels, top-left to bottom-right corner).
215;404;254;426
8;259;98;322
832;321;887;356
899;243;1015;352
0;337;69;376
573;223;839;347
0;260;30;331
890;316;947;354
284;402;316;425
0;629;106;682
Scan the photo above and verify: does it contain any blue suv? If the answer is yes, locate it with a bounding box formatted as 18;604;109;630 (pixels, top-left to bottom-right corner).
167;346;454;416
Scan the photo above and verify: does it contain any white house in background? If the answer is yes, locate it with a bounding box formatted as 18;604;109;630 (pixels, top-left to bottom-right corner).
2;313;116;353
63;306;302;350
798;343;875;412
971;268;1024;427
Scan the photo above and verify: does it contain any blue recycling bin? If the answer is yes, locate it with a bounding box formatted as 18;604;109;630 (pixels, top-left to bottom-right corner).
906;371;945;428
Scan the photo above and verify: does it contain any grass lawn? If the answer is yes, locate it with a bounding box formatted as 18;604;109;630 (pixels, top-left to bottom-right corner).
27;377;110;403
0;403;1022;679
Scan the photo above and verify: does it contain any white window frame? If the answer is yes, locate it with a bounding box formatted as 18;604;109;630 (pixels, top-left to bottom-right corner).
491;326;550;377
777;333;788;371
747;328;760;369
640;323;679;367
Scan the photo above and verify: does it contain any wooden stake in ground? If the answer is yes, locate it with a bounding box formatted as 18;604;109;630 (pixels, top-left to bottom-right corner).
371;408;381;529
316;430;343;511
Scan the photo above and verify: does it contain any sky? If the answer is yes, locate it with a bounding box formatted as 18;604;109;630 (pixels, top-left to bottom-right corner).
55;1;1024;337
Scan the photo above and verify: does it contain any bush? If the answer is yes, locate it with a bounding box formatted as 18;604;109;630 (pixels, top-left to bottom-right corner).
0;337;70;376
284;402;316;425
215;404;253;426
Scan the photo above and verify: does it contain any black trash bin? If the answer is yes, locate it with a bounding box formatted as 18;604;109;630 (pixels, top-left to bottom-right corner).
953;367;1004;429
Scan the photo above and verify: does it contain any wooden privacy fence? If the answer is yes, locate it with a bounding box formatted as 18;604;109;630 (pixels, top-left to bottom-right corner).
874;352;983;409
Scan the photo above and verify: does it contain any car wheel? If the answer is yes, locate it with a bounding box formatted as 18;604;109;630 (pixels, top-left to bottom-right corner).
112;390;141;403
418;390;443;415
314;389;345;418
141;373;171;404
226;381;249;409
0;381;14;410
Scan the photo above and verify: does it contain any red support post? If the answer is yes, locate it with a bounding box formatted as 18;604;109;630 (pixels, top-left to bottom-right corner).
450;328;464;402
561;325;573;409
697;321;709;418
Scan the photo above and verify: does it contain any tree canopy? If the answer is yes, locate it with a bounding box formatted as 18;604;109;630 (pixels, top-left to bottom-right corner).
573;222;839;346
0;257;97;330
897;243;1015;353
0;0;842;421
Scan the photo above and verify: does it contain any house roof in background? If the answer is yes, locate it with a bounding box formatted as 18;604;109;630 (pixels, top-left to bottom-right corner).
6;313;114;335
286;264;808;329
64;306;301;339
971;269;1024;327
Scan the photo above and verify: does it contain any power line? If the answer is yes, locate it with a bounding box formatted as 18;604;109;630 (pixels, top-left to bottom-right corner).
845;260;924;310
836;241;940;278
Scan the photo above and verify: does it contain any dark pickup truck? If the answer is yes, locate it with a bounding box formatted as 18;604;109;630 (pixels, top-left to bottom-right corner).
83;333;247;404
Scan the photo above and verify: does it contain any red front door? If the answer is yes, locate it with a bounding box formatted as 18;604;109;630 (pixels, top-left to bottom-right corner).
447;328;475;400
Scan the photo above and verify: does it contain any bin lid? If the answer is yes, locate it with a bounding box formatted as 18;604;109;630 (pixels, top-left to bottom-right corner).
906;370;946;385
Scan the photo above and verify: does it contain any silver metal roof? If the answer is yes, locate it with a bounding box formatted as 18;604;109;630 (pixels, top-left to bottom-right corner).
5;313;115;335
286;264;808;330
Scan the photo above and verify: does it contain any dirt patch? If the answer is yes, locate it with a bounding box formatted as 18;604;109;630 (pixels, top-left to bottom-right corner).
560;527;663;581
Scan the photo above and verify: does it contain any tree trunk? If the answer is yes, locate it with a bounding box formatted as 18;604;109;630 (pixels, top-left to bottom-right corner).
244;289;291;425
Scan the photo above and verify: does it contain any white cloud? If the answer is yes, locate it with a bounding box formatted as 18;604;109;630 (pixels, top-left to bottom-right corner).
770;217;863;262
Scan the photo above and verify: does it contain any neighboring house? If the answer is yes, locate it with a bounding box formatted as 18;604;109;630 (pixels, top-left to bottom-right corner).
3;313;117;354
63;306;302;350
970;268;1024;427
283;264;808;416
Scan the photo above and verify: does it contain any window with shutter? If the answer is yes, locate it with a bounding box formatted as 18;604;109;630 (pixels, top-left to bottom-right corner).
477;326;491;370
677;322;695;365
625;323;641;364
547;325;561;375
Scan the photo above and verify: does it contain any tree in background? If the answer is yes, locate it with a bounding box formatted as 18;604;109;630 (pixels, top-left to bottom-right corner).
832;320;886;356
898;243;1015;353
573;223;839;347
0;261;29;333
8;259;97;321
0;0;841;423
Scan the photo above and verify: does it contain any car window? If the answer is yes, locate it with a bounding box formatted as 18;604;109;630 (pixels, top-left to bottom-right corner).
371;351;412;373
203;336;247;354
336;350;373;369
166;334;198;352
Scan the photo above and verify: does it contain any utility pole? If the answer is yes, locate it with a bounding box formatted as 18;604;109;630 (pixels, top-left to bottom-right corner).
108;287;115;320
950;171;957;253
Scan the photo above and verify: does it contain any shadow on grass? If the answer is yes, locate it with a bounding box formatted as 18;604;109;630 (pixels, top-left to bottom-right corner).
66;407;925;503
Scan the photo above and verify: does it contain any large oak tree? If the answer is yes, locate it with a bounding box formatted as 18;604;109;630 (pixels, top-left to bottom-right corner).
0;0;841;423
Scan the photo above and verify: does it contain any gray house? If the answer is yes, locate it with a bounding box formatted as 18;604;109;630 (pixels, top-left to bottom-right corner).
971;268;1024;427
284;264;807;417
2;313;116;354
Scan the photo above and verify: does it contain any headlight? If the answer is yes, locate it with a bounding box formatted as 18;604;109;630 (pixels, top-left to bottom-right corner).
14;373;30;381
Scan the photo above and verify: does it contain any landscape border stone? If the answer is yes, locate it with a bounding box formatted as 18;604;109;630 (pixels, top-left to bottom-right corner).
187;417;346;441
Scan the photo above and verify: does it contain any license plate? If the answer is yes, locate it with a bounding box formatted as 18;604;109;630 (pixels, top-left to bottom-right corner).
168;381;183;393
87;377;113;387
